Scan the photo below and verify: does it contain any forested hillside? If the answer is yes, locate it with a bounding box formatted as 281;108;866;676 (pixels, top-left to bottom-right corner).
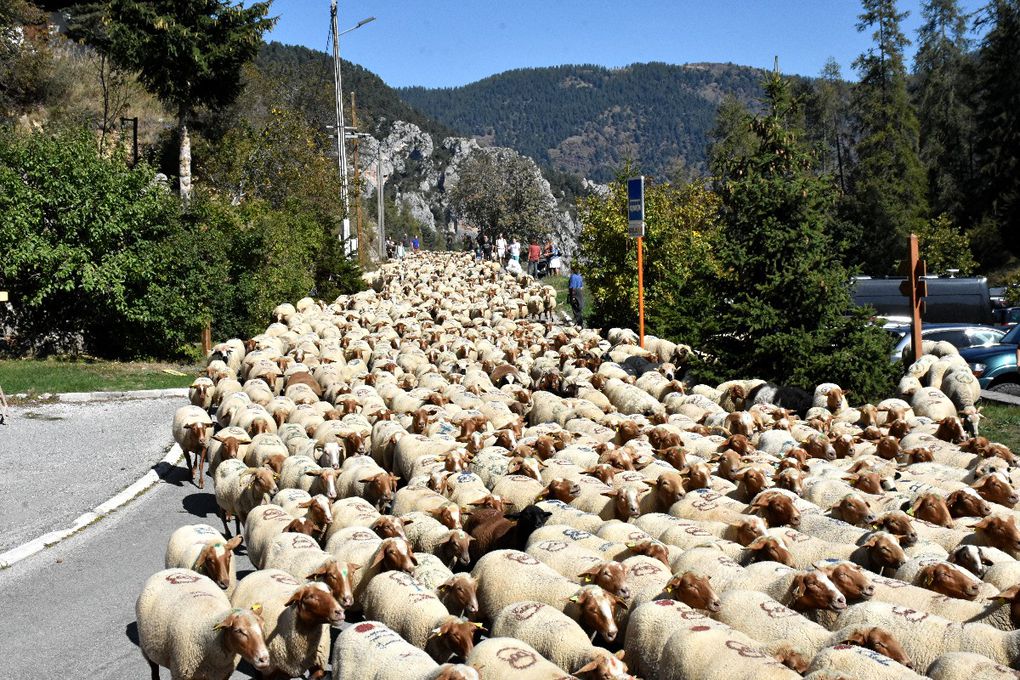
399;62;765;181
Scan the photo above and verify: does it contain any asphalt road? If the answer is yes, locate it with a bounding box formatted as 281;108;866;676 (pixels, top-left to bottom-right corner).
0;394;184;552
0;462;262;680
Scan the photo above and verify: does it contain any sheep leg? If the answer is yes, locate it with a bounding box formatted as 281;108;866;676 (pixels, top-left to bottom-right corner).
219;508;232;538
143;654;159;680
234;515;243;539
308;668;327;680
196;445;207;490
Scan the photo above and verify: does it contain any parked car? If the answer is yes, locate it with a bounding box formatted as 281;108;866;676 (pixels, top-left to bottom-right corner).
991;306;1020;327
884;323;1005;362
958;323;1020;394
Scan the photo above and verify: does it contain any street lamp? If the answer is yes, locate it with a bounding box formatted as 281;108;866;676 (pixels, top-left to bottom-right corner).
330;2;375;253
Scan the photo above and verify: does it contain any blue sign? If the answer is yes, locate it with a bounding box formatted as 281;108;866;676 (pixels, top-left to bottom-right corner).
627;176;645;238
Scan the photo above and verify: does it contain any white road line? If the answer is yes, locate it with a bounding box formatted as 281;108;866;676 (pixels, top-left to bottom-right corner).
0;444;184;569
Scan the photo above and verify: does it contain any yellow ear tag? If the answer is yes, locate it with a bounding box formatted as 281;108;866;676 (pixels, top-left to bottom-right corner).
251;603;263;615
907;508;915;517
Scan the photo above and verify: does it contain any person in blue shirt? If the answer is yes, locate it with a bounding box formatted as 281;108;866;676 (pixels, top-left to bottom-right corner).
412;236;420;251
567;270;584;327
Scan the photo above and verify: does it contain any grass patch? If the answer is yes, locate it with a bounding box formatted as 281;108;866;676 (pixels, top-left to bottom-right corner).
979;401;1020;452
0;358;199;396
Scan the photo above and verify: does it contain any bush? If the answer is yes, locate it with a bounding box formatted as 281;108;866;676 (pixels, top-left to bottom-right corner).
0;125;210;357
578;176;721;341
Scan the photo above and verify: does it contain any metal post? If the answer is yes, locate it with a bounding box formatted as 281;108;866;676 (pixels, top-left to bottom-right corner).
637;236;645;349
120;116;138;166
377;153;385;258
350;92;365;266
330;0;351;251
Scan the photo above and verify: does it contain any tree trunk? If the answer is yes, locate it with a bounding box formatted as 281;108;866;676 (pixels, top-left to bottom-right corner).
178;104;192;205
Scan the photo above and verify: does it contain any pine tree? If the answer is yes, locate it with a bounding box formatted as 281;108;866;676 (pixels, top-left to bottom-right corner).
914;0;974;223
100;0;275;204
701;70;897;400
973;0;1020;256
707;95;757;177
848;0;930;274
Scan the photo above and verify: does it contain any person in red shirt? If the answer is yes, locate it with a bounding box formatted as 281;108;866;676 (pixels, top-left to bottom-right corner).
527;242;541;277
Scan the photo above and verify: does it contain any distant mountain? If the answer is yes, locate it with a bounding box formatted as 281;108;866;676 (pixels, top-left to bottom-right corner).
398;62;766;182
252;42;458;142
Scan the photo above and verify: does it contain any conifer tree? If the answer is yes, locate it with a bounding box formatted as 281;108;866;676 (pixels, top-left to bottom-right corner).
973;0;1020;256
848;0;929;274
914;0;974;223
701;70;897;400
101;0;275;204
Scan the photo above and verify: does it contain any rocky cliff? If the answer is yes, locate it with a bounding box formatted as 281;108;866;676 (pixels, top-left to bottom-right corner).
356;120;581;255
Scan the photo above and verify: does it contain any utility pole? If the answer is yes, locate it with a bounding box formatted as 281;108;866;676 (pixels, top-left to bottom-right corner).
350;92;366;267
377;153;385;259
330;0;352;253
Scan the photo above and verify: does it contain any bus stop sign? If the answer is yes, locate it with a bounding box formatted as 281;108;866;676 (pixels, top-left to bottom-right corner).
628;176;645;238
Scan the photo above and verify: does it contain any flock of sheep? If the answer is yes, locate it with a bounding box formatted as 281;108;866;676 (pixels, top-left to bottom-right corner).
138;250;1020;680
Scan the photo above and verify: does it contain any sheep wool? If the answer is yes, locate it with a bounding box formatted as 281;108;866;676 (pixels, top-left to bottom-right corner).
331;621;439;680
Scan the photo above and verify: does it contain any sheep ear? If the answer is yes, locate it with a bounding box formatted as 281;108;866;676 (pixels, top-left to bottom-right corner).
842;629;868;646
348;563;361;574
225;536;243;552
745;536;768;550
297;499;314;508
574;660;599;674
285;591;304;607
974;517;993;530
194;546;212;569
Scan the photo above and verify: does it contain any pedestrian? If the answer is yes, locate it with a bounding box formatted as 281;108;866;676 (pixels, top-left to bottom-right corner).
527;241;541;277
412;235;420;251
496;233;507;262
568;269;584;327
396;239;405;259
505;256;523;276
549;243;562;277
509;238;521;263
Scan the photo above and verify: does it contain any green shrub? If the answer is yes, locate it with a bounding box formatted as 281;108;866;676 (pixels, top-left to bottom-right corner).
0;126;208;357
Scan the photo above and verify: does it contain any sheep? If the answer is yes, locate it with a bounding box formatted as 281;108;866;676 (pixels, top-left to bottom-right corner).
325;532;418;610
404;511;474;568
279;455;339;500
336;455;400;511
927;651;1020;680
655;610;802;680
806;642;923;678
711;589;835;661
230;569;343;679
833;600;1020;670
263;532;357;608
163;524;242;593
172;404;214;488
463;637;572;679
911;386;958;422
135;569;269;680
189;376;215;409
213;459;278;537
330;620;440;680
490;600;625;677
472;549;581;621
244;503;315;569
362;570;474;655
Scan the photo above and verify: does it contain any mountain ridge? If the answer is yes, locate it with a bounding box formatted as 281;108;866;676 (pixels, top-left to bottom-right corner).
397;61;768;181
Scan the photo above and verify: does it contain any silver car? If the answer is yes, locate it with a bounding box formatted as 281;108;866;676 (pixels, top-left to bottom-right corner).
885;323;1005;362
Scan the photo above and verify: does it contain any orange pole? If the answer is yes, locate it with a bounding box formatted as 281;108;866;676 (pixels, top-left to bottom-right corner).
909;234;923;364
637;235;645;348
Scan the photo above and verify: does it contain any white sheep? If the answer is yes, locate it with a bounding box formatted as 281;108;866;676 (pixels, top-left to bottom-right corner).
135;569;269;679
172;404;214;487
213;459;278;536
465;637;571;679
490;600;623;676
712;589;831;661
362;570;455;650
163;524;242;594
230;569;342;679
806;643;924;679
472;549;580;620
330;620;439;680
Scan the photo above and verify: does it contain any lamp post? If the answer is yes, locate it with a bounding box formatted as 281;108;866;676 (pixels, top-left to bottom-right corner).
347;131;386;261
330;2;376;254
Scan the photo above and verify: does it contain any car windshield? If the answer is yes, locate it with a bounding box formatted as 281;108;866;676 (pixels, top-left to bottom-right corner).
1002;324;1020;344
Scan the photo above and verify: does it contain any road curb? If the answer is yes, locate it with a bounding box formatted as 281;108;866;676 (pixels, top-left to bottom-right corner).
0;444;184;570
57;387;189;403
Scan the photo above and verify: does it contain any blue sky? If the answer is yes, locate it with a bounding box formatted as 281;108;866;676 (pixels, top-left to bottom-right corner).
261;1;988;88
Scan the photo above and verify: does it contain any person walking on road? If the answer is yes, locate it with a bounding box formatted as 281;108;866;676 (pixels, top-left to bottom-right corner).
510;238;521;263
527;241;541;277
412;235;420;251
496;233;507;262
568;270;584;327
